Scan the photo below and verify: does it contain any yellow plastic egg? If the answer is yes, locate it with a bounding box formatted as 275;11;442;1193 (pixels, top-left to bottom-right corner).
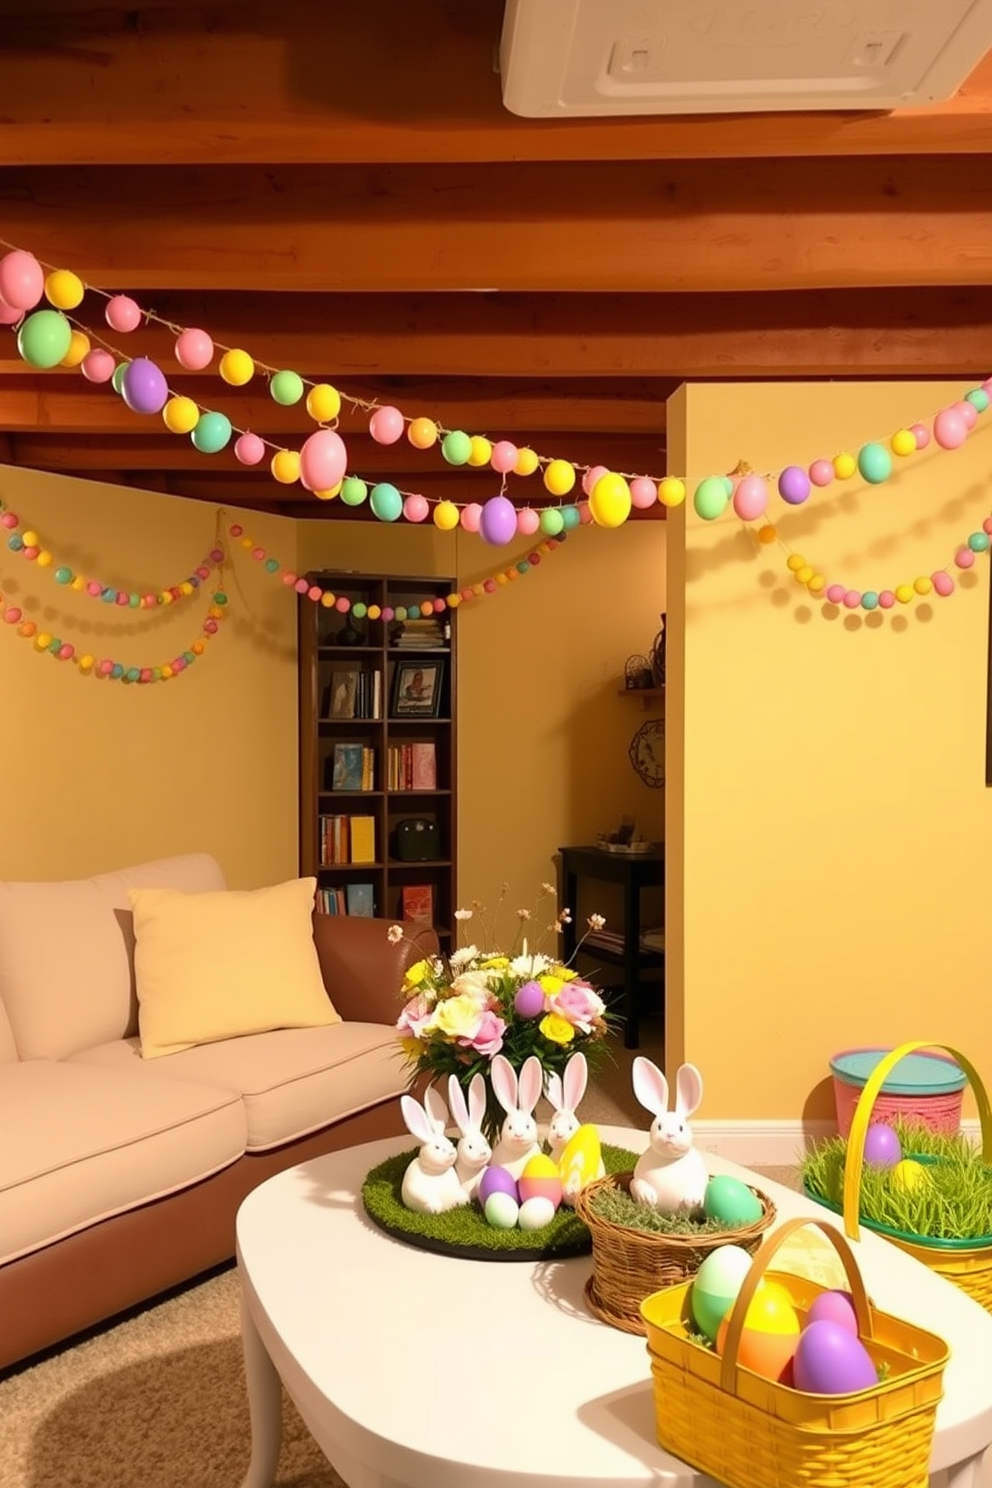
891;1159;929;1194
519;1153;562;1209
558;1124;602;1204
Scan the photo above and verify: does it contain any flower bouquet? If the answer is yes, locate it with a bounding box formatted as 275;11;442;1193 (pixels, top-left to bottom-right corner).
391;882;616;1142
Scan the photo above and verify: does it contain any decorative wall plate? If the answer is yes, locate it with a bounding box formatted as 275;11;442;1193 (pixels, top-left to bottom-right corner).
629;718;665;788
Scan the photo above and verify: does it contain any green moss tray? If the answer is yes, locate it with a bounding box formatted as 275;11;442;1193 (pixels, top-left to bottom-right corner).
361;1143;639;1261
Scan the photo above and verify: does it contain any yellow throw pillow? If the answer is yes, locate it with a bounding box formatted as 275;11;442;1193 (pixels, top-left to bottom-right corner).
130;877;340;1058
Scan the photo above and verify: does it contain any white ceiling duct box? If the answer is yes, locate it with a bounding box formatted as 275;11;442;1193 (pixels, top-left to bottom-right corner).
499;0;992;116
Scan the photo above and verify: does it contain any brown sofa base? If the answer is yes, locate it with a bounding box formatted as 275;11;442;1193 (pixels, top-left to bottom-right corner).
0;1095;406;1375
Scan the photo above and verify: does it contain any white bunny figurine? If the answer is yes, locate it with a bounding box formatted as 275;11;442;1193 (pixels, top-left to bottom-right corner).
447;1072;492;1200
545;1052;604;1175
399;1088;469;1214
488;1053;543;1179
629;1058;708;1215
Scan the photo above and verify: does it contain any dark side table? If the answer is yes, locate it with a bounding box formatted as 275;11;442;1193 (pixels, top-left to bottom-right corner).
558;844;665;1050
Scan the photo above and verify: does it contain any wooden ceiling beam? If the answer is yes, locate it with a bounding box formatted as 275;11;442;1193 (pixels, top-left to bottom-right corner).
1;290;989;380
8;431;665;477
0;1;989;166
0;379;670;437
2;159;989;294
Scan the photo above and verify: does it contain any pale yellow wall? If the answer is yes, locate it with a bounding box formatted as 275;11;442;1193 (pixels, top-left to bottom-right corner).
0;466;299;887
299;516;667;933
666;382;992;1120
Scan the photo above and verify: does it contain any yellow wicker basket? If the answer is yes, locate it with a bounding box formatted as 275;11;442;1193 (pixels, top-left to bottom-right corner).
843;1041;992;1314
640;1216;948;1488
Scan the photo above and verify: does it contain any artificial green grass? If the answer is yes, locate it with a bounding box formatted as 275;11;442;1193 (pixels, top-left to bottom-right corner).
800;1121;992;1244
361;1143;638;1255
587;1183;763;1236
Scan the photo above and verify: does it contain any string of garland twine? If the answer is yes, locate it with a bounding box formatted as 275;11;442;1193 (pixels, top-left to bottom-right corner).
2;238;989;528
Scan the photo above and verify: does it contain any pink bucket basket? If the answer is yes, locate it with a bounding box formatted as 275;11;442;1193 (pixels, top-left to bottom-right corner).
830;1046;966;1137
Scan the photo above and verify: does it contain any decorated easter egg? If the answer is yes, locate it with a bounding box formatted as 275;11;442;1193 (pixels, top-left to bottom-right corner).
704;1175;763;1227
716;1280;801;1383
518;1195;556;1231
793;1320;878;1395
479;1166;519;1206
863;1123;902;1169
690;1245;754;1342
519;1153;563;1209
558;1124;602;1204
484;1191;519;1229
806;1290;858;1336
891;1158;929;1194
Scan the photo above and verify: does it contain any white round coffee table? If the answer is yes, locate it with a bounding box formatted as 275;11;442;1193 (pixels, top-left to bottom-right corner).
235;1128;992;1488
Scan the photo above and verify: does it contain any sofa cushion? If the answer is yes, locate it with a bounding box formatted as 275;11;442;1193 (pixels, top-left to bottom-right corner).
0;853;227;1061
72;1022;406;1151
0;1059;246;1266
130;876;340;1059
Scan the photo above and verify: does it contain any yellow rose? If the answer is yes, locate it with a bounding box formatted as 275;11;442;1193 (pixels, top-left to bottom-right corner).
539;974;564;997
539;1012;575;1045
480;955;510;970
430;994;484;1040
402;959;430;988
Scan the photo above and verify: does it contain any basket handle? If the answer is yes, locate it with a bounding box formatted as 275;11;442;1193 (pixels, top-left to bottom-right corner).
718;1216;871;1395
841;1042;992;1242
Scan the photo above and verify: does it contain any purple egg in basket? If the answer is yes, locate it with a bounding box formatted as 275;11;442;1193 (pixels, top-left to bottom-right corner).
478;1166;518;1206
862;1122;902;1168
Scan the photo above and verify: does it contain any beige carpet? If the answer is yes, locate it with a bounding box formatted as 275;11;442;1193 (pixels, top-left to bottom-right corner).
0;1015;798;1488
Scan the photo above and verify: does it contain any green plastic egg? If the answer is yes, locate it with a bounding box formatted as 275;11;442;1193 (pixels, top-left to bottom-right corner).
704;1175;763;1227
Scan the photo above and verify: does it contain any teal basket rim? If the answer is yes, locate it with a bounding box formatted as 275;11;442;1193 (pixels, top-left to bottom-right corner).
802;1181;992;1252
829;1047;967;1096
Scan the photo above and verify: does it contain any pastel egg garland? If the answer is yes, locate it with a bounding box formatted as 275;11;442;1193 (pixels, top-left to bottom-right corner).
0;585;229;681
3;239;987;533
1;505;221;608
765;514;992;611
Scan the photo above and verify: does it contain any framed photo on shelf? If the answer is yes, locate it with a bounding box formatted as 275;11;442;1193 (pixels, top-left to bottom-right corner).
391;660;444;718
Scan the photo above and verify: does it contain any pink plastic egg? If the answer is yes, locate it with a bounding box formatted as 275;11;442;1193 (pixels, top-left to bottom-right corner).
514;980;545;1018
518;1173;562;1209
478;1166;518;1206
805;1290;858;1336
793;1321;878;1395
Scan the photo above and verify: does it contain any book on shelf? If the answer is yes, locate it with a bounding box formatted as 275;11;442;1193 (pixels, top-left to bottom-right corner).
332;743;374;791
320;814;349;864
386;741;437;790
345;882;375;917
389;616;448;649
329;669;360;719
349;815;376;864
401;883;434;924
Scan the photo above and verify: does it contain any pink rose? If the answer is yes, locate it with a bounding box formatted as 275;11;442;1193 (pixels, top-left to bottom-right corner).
396;992;433;1039
547;980;605;1034
459;1008;506;1058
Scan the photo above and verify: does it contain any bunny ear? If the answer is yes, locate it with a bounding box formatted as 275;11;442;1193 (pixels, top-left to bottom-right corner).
517;1055;543;1113
489;1053;518;1113
632;1055;669;1116
675;1063;704;1119
545;1072;564;1112
466;1072;487;1127
563;1051;588;1110
446;1075;469;1133
400;1094;432;1144
424;1084;449;1133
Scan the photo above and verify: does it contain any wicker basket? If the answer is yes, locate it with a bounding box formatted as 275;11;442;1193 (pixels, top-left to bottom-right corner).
840;1041;992;1315
641;1216;949;1488
574;1170;776;1334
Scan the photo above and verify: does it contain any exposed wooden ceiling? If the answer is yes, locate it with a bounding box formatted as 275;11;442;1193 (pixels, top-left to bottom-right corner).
0;0;990;520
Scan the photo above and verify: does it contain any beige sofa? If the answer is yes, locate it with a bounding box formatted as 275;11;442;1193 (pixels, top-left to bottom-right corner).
0;852;435;1372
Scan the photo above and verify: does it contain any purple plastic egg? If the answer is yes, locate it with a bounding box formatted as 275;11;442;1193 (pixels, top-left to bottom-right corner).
793;1321;878;1395
863;1123;902;1169
478;1166;518;1206
514;980;546;1019
806;1290;858;1336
